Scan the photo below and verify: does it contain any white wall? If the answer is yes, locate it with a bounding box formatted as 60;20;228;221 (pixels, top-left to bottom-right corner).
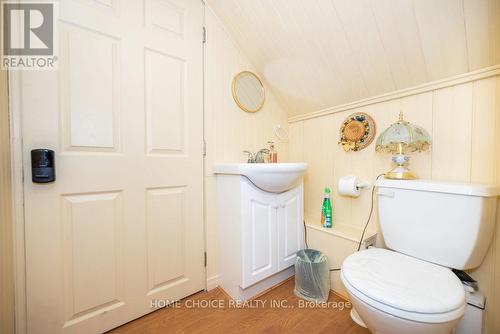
289;70;500;333
204;6;290;289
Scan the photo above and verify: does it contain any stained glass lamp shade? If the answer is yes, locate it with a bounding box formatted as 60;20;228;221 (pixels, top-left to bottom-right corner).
375;112;432;180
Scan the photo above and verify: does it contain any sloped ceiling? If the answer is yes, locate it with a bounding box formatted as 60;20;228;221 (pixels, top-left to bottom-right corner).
207;0;500;117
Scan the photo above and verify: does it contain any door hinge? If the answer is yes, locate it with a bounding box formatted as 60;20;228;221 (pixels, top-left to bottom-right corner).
203;140;207;157
204;251;207;267
202;26;207;44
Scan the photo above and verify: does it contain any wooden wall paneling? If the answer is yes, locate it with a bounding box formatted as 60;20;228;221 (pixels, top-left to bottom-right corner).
468;76;498;334
492;0;500;65
288;121;304;163
412;0;450;81
493;75;500;333
291;75;500;333
493;203;500;334
269;97;290;162
288;66;500;123
332;0;396;98
367;99;400;244
295;1;357;106
464;0;491;70
347;106;376;230
369;0;418;89
204;176;218;284
208;0;500;118
204;11;216;177
431;83;473;181
329;112;353;227
203;6;290;288
303;117;331;220
470;77;497;184
433;0;469;74
260;0;316;113
313;0;367;102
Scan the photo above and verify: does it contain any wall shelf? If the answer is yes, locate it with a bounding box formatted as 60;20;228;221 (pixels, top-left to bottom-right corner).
305;215;377;245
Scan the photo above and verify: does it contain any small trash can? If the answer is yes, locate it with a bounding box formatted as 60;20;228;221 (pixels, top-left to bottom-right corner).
294;249;330;302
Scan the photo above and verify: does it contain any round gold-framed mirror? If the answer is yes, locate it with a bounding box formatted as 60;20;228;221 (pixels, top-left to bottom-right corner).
231;71;265;113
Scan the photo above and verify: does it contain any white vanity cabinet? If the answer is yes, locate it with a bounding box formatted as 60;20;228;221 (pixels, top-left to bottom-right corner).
216;173;304;301
241;180;304;288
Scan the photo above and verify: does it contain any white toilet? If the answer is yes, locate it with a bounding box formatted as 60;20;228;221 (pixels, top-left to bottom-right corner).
341;179;498;334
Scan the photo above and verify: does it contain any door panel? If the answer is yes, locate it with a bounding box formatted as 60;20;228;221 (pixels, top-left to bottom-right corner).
241;181;278;288
61;24;120;151
145;48;186;154
20;0;204;332
145;0;184;36
252;202;273;272
146;186;188;295
61;191;124;321
277;184;304;271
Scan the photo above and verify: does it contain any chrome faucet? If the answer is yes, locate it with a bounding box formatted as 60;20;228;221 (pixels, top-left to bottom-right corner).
243;150;254;163
255;149;270;163
243;149;270;163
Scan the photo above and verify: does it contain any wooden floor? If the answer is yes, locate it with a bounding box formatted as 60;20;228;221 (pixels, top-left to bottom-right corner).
109;279;370;334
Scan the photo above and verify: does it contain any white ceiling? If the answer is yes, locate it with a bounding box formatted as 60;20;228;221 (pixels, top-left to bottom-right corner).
207;0;500;117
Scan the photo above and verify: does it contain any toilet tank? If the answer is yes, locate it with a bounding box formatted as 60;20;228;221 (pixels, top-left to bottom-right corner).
376;179;498;270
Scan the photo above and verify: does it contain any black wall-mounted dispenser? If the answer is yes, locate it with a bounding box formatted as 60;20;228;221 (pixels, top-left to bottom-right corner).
31;149;55;183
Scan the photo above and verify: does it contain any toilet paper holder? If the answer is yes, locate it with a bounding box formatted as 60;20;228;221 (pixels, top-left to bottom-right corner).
338;175;371;197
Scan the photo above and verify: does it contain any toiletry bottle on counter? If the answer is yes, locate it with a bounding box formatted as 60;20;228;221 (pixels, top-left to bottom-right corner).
321;187;332;228
268;141;277;163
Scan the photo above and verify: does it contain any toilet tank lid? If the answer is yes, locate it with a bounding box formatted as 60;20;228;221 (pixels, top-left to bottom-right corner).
376;179;499;197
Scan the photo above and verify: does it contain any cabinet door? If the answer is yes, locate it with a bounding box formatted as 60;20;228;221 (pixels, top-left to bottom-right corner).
277;183;304;271
241;181;278;288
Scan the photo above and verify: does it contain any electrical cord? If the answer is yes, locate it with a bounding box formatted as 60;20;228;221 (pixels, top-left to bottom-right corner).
303;219;309;249
302;174;385;272
329;173;385;271
356;173;385;252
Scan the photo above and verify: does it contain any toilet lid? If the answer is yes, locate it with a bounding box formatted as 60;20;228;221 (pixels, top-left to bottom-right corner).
342;248;465;314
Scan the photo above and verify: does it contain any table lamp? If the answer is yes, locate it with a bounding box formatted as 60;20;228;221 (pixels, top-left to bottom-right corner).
375;112;432;180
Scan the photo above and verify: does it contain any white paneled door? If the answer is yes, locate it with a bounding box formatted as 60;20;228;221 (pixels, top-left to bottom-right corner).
19;0;204;333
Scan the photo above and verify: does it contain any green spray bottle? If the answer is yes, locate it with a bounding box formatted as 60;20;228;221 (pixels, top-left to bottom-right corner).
321;187;332;228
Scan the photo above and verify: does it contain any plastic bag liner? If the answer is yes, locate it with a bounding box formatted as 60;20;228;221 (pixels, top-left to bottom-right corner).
294;249;330;302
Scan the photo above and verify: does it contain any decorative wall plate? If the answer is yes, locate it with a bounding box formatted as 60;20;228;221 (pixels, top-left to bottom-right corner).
338;112;376;152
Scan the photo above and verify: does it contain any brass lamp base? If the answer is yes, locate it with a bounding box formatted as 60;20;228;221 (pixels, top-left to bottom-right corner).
385;166;417;180
385;154;418;180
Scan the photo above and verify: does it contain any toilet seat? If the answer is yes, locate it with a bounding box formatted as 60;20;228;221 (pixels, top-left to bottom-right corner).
341;248;466;323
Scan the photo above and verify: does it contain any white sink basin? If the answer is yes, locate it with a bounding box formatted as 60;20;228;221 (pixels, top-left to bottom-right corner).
214;163;308;193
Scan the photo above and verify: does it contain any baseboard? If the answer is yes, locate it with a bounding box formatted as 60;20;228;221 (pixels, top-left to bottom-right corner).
331;289;350;302
206;275;220;291
249;276;294;301
236;266;295;301
209;273;350;302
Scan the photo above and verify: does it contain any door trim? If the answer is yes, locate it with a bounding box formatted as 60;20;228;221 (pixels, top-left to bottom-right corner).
9;68;28;334
1;61;15;334
201;0;208;292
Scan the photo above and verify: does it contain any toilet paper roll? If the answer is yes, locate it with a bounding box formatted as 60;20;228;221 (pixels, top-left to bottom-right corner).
338;176;361;197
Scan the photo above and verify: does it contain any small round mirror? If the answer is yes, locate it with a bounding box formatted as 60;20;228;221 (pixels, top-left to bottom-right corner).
232;71;265;113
